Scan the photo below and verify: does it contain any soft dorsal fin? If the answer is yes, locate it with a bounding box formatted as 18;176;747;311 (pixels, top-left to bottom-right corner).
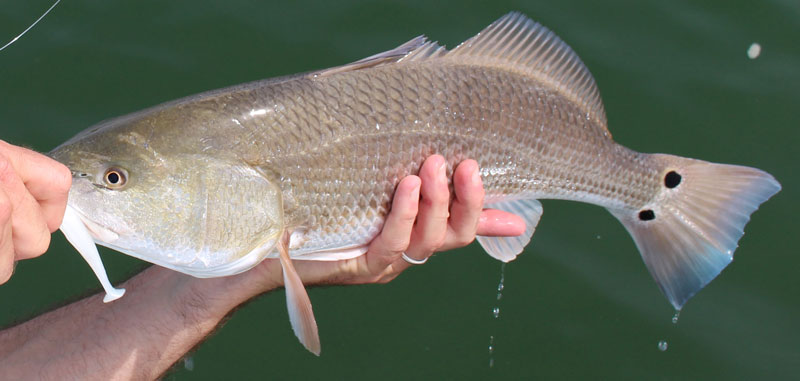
447;12;608;132
315;13;608;132
316;36;445;77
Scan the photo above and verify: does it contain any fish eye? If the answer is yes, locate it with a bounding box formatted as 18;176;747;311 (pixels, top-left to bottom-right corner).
103;167;128;189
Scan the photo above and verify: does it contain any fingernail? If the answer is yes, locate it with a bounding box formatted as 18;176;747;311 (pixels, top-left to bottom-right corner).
438;161;446;177
411;179;421;198
472;167;481;185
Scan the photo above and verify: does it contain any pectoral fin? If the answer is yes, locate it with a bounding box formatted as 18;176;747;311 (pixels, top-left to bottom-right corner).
476;198;543;262
278;231;321;355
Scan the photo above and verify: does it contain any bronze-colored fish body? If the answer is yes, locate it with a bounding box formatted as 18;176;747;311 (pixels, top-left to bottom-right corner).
51;13;780;354
140;58;651;250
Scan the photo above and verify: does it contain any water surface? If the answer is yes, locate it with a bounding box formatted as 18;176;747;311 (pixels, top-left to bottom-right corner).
0;0;797;379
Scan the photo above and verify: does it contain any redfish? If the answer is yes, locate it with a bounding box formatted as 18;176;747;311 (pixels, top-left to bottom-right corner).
51;13;781;354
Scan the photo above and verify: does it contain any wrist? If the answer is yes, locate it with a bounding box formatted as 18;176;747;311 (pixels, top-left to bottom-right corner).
175;258;284;318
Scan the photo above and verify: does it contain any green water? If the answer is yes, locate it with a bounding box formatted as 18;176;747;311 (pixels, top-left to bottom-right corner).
1;0;797;379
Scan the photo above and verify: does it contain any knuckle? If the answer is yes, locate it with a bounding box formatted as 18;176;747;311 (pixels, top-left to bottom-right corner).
381;234;411;253
0;255;12;285
378;273;397;284
18;229;51;259
457;186;484;209
454;235;475;248
395;208;418;225
423;188;449;205
0;197;10;225
419;234;447;254
373;253;395;270
52;163;73;194
0;154;12;182
35;232;52;255
0;267;11;284
468;188;485;207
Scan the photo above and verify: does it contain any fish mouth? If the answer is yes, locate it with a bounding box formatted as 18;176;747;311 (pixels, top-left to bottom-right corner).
67;205;121;244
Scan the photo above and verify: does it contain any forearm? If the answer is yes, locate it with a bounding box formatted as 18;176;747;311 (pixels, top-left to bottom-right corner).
0;265;278;380
0;154;522;378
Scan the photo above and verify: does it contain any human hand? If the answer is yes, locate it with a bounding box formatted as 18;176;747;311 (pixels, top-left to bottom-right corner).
0;141;72;283
298;154;525;285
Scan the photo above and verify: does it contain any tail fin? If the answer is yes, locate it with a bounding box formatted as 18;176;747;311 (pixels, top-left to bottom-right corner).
609;155;780;310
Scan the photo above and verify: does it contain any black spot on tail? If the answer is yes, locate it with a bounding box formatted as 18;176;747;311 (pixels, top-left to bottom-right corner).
665;171;682;188
639;209;655;221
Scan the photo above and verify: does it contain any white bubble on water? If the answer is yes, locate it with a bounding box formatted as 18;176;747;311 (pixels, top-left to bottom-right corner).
658;340;668;351
747;43;761;59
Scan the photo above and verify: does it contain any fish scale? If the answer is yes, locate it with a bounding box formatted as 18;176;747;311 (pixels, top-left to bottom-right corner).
52;13;780;354
270;65;645;248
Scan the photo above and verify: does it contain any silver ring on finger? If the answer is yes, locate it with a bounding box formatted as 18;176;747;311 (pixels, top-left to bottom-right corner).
401;252;428;265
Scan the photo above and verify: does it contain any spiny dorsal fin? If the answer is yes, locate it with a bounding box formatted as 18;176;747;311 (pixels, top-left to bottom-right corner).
446;12;608;132
316;35;445;77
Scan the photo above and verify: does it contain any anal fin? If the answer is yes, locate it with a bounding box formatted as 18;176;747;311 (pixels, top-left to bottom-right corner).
278;231;321;355
476;198;543;262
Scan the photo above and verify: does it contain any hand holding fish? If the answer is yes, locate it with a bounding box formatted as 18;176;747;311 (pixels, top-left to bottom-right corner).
0;140;71;283
0;155;519;379
1;10;780;375
341;155;525;283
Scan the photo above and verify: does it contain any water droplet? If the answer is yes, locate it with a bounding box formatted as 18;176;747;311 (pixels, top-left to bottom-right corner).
658;340;668;351
488;335;496;367
488;263;506;368
184;356;195;371
596;235;602;239
747;42;761;59
672;310;681;324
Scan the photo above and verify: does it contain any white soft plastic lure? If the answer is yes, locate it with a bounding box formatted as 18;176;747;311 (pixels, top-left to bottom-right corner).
60;204;125;302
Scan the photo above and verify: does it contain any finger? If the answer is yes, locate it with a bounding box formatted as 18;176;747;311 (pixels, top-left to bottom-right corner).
476;209;526;237
440;159;484;251
0;187;14;283
404;155;449;262
0;154;51;259
365;175;421;276
0;141;71;231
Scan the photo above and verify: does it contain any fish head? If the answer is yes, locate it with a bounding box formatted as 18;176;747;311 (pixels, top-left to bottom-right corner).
50;119;197;260
50;115;285;276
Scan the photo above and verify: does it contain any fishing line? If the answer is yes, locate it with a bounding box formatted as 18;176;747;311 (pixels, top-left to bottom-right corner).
0;0;62;52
